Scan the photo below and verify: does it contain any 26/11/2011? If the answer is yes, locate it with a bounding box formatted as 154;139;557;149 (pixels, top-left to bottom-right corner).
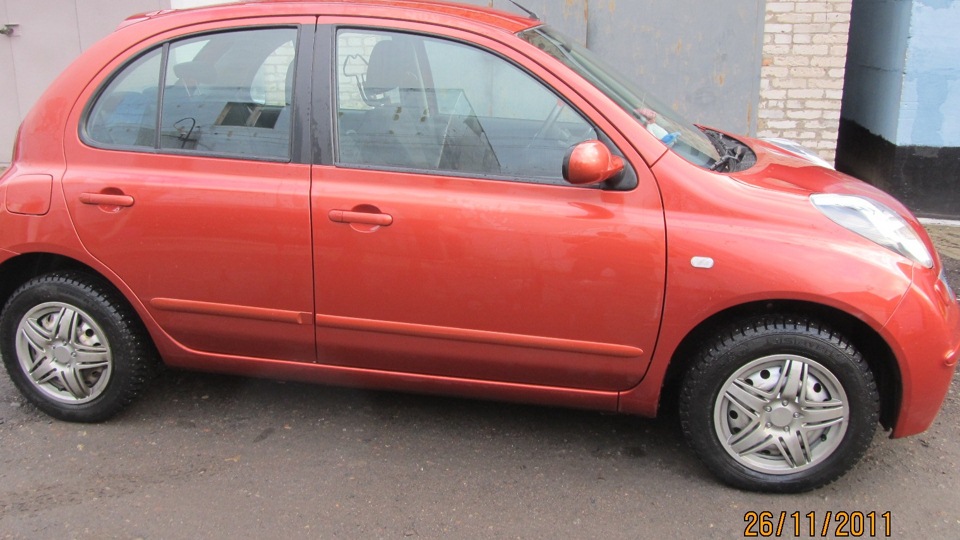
743;511;892;537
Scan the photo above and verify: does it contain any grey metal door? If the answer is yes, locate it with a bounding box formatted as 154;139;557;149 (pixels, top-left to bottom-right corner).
0;0;166;167
0;0;18;164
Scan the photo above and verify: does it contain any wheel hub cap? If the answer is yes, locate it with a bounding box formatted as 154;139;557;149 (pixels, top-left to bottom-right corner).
714;354;849;475
14;302;113;405
52;344;72;364
769;406;794;428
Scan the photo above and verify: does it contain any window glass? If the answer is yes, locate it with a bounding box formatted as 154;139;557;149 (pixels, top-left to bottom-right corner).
87;28;298;160
336;29;597;183
160;28;298;159
86;49;162;148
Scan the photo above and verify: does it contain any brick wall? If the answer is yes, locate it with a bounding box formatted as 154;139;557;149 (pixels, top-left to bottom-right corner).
758;0;852;164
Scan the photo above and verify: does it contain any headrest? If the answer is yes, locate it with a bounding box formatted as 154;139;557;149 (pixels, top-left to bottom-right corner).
363;38;419;95
173;61;217;84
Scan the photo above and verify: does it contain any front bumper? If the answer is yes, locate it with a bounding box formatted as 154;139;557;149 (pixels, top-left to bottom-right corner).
884;267;960;438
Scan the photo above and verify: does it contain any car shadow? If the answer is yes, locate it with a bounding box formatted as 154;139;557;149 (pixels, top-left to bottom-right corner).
115;367;705;479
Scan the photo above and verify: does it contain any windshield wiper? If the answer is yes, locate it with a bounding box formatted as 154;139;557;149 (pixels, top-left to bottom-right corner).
704;130;744;172
703;129;726;156
710;152;741;172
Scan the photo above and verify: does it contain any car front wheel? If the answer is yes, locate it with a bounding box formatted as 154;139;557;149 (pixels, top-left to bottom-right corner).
0;272;156;422
680;316;880;492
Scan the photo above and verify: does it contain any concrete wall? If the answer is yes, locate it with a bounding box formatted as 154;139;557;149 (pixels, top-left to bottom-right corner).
836;0;960;218
843;0;960;148
841;0;911;143
180;0;767;135
897;0;960;147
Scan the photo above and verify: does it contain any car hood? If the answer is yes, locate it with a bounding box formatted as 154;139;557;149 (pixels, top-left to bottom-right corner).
730;136;917;220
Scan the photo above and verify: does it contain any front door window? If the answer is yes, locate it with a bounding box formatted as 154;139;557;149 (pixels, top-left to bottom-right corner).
335;29;596;183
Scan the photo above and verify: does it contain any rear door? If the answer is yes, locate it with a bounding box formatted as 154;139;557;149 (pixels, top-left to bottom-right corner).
62;18;317;362
310;23;667;391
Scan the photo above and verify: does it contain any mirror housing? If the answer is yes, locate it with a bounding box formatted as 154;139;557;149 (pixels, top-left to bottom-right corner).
562;140;625;186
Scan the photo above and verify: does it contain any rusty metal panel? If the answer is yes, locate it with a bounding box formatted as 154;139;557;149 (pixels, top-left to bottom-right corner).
460;0;764;135
456;0;588;41
584;0;764;134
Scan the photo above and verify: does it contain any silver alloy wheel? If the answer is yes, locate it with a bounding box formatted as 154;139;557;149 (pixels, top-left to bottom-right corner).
714;354;849;475
14;302;113;404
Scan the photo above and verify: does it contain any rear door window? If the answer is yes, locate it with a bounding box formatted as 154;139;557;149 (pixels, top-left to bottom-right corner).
86;27;298;161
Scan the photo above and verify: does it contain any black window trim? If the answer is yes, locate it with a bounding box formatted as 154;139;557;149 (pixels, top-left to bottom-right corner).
326;25;637;192
312;23;334;166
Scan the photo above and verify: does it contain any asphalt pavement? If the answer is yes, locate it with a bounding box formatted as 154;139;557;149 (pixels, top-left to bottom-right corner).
929;223;960;294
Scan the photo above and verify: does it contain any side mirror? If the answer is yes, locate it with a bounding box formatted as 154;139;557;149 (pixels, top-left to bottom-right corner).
562;140;625;186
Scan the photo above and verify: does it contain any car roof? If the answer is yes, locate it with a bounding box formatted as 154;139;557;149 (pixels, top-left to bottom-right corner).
122;0;539;35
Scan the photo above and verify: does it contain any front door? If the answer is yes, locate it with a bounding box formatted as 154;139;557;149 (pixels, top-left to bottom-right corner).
311;26;666;391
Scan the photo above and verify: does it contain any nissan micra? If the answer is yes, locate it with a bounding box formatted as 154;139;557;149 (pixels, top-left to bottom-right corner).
1;0;957;493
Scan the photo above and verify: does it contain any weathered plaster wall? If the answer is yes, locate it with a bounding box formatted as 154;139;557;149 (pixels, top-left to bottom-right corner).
897;0;960;147
843;0;960;148
840;0;910;143
837;0;960;218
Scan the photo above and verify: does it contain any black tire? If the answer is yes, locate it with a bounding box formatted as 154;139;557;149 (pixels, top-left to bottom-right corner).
679;316;879;493
0;272;156;422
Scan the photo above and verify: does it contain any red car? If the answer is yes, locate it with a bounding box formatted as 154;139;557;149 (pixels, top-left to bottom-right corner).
0;0;957;493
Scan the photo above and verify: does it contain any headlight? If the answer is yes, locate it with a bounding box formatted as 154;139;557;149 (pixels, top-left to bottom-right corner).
811;194;934;268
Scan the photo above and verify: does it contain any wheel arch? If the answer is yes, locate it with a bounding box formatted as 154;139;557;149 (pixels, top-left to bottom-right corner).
0;253;153;345
0;252;162;421
659;300;902;431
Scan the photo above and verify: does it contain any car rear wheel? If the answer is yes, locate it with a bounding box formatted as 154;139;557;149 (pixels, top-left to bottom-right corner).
679;316;879;492
0;272;156;422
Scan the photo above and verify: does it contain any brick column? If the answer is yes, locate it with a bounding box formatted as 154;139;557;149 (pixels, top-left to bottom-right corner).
758;1;852;164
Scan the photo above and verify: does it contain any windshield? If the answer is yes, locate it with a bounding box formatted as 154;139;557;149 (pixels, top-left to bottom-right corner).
518;26;721;168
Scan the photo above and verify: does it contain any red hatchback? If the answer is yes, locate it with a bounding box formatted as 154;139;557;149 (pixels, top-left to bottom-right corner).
1;0;957;492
